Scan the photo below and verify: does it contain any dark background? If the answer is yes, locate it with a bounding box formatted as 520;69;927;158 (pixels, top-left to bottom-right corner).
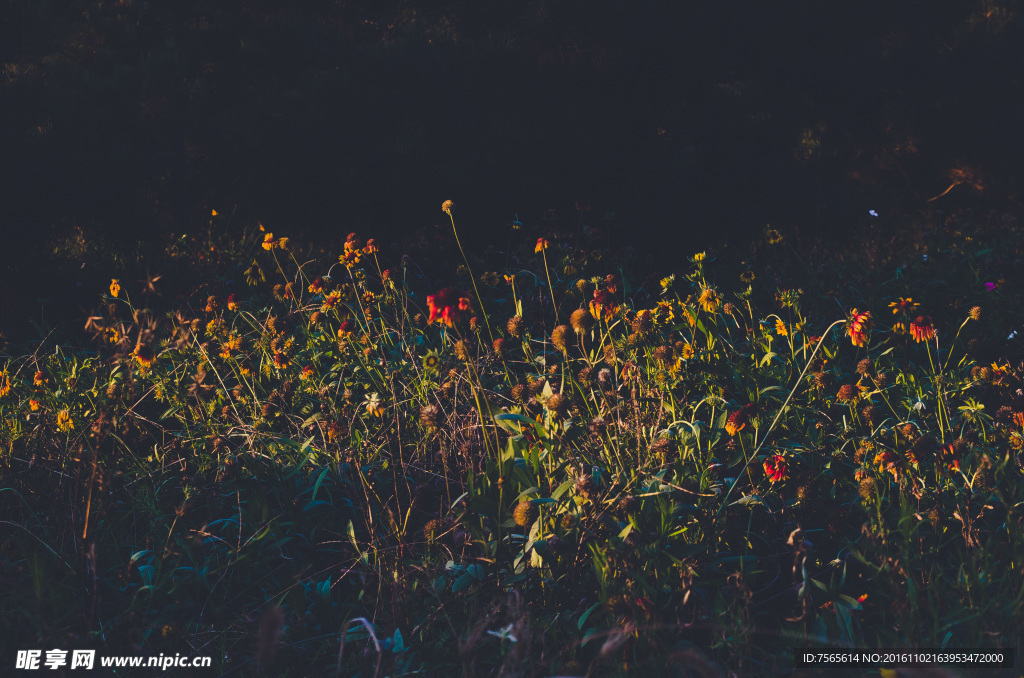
2;0;1023;330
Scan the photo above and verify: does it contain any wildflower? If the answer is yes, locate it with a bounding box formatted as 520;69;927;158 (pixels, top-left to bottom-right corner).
204;295;219;313
693;252;706;263
535;237;549;254
133;344;156;370
420;404;443;430
273;352;290;369
320;290;342;313
545;392;568;416
631;309;654;335
365;392;384;417
423;350;441;372
888;297;919;315
722;302;736;316
109;279;121;298
363;238;379;254
776;288;802;309
969;306;982;321
300;365;314;381
679;342;694;360
659;275;675;290
836;384;859;404
775;318;788;336
211;209;218;216
441;200;454;214
426;287;471;327
308;278;325;294
856;358;873;376
846;309;872;347
725;404;755;435
763;455;788;482
262;233;279;250
858;476;877;500
32;371;45;387
339;240;363;268
740;270;756;284
909;316;935;343
766;228;783;245
29;399;40;411
57;409;73;432
337;319;355;338
227;294;240;311
698;287;720;313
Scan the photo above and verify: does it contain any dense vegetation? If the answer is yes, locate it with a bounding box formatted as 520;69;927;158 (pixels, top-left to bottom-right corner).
2;203;1022;675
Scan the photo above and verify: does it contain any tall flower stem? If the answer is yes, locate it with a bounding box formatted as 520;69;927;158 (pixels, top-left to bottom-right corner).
445;206;495;344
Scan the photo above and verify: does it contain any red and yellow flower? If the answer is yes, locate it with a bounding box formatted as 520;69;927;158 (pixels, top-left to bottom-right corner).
846;309;872;347
909;316;935;343
763;455;788;483
426;287;472;327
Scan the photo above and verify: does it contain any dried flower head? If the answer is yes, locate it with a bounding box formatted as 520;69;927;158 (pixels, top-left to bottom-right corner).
836;384;859;404
420;404;443;430
856;358;873;376
969;306;982;321
506;315;524;338
513;501;539;527
441;200;454;214
569;308;593;335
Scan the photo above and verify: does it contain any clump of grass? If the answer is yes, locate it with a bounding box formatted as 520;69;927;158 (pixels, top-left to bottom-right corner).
1;205;1023;675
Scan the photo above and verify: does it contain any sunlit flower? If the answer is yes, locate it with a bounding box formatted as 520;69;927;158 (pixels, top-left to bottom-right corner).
679;342;694;360
766;229;783;245
426;287;471;327
321;290;342;312
725;404;755;436
273;352;290;369
204;295;219;313
29;399;40;411
336;320;355;338
340;240;363;268
363;238;379;254
535;238;549;254
846;309;872;347
300;365;314;381
57;409;73;432
109;279;121;298
308;278;325;294
775;318;788;336
219;333;242;359
423;350;441;373
33;371;46;387
226;293;240;312
133;344;156;370
262;233;278;250
763;455;788;482
0;371;11;398
698;287;720;314
365;392;384;417
909;316;935;343
441;200;454;214
889;297;919;315
693;252;706;263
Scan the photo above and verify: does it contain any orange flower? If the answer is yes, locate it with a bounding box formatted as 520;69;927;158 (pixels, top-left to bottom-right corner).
909;316;935;343
763;455;788;483
300;365;315;381
308;277;325;294
320;290;342;312
29;399;40;411
363;238;379;254
846;309;872;347
273;352;290;369
441;200;454;214
726;403;756;436
109;279;121;298
535;237;549;254
426;287;471;327
0;371;11;398
262;233;279;250
33;371;46;387
340;242;362;268
227;294;240;311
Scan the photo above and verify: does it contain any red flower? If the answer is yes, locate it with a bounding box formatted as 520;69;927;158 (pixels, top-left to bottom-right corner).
426;287;471;327
847;309;872;347
763;455;788;483
909;316;935;343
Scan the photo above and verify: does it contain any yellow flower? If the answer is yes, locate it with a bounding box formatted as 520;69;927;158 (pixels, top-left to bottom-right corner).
698;287;720;314
441;200;454;214
109;279;121;298
57;409;73;432
775;318;788;336
693;252;706;263
29;399;40;411
211;209;218;216
0;371;11;398
535;238;549;254
679;343;694;360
